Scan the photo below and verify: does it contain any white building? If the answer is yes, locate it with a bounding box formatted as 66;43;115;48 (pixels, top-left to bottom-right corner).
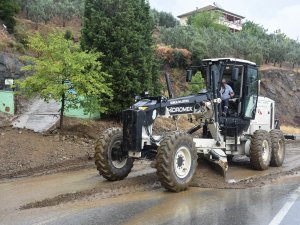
178;5;245;32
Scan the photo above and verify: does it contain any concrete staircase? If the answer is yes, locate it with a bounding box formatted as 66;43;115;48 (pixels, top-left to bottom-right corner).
13;98;60;132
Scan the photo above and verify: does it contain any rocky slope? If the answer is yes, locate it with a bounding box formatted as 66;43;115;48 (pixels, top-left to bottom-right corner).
0;52;24;87
260;68;300;126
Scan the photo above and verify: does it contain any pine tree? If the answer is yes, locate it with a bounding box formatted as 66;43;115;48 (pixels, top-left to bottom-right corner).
81;0;160;115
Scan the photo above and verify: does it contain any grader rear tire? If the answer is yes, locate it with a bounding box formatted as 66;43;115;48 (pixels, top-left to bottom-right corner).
270;129;285;167
156;133;198;192
250;130;271;170
94;128;134;181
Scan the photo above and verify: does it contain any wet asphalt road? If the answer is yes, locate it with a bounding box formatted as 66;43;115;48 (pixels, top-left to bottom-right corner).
47;181;300;225
1;141;299;225
26;176;300;225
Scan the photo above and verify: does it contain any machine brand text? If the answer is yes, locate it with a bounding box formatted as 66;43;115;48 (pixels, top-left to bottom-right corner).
168;106;194;114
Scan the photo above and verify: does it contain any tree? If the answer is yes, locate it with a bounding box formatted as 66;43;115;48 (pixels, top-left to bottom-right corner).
188;11;229;32
16;0;31;18
27;0;54;28
0;0;20;33
188;72;205;94
19;32;112;128
81;0;160;115
269;30;290;67
55;0;76;27
151;9;179;28
286;41;300;68
242;21;268;39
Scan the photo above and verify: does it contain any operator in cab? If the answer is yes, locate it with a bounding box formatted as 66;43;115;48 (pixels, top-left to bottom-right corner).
220;79;234;116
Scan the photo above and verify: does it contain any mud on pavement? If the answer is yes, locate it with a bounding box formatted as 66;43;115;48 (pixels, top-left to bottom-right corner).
20;166;300;210
19;140;300;210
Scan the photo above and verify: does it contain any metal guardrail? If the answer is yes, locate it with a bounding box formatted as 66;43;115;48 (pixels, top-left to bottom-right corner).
284;135;298;140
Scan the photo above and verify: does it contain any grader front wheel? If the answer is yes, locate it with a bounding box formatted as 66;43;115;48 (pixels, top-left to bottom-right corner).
94;128;134;181
156;133;198;192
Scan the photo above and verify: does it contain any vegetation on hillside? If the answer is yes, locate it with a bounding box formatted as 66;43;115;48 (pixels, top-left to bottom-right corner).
0;0;20;33
81;0;160;115
19;32;112;128
160;14;300;67
1;1;300;116
151;9;179;28
16;0;84;28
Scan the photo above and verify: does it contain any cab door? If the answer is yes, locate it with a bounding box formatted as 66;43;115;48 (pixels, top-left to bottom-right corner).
242;66;259;119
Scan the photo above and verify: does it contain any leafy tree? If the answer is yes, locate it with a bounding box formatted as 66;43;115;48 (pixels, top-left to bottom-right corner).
160;26;201;49
151;9;179;27
26;0;54;28
41;0;54;24
0;0;20;33
242;21;268;39
81;0;160;115
188;11;229;32
287;43;300;68
188;72;205;94
16;0;84;27
55;0;76;27
15;0;31;18
269;30;290;67
19;32;112;128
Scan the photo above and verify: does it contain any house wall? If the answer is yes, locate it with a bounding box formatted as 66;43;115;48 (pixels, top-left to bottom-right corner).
65;107;100;120
178;11;243;31
0;91;15;115
64;96;101;120
179;17;188;25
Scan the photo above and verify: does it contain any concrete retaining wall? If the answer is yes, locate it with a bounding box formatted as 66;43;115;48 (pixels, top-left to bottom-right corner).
0;91;15;115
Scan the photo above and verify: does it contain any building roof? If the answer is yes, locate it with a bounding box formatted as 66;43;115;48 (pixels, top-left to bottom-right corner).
202;58;256;66
178;5;245;19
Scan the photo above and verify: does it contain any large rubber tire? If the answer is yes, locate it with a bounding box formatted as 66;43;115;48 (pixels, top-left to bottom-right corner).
156;133;198;192
270;129;286;167
250;130;272;170
94;128;134;181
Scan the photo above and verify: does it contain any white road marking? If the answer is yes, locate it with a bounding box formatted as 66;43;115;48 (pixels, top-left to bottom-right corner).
269;185;300;225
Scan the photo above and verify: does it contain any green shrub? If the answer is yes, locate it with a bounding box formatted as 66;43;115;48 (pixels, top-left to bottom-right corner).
64;29;73;40
15;42;26;53
14;27;29;47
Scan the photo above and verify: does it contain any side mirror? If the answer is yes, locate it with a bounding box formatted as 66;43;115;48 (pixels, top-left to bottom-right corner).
231;68;239;81
186;70;193;82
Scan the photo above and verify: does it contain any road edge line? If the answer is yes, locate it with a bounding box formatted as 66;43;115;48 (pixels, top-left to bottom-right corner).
268;185;300;225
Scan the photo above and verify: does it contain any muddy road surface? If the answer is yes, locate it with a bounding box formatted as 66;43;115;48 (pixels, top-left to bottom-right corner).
0;141;299;225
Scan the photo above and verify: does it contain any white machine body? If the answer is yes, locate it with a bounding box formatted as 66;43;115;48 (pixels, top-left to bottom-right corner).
249;96;275;134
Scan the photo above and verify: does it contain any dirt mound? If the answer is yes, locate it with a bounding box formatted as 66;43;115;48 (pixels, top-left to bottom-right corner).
58;117;121;139
0;127;95;179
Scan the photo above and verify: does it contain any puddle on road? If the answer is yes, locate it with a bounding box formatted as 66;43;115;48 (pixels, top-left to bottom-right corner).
0;168;99;212
271;172;300;185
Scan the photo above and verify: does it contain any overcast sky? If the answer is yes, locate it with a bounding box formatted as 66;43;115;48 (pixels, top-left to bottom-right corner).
148;0;300;40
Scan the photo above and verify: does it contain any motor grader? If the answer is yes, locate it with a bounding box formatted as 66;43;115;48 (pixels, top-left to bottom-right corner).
94;58;286;192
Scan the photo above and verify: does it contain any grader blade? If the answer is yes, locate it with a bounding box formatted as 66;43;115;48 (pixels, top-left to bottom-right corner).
207;149;229;177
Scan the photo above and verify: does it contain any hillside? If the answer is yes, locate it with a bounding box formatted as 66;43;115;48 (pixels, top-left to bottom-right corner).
0;12;299;128
260;68;300;126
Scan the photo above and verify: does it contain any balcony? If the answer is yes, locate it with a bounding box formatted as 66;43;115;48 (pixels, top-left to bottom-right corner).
219;16;243;31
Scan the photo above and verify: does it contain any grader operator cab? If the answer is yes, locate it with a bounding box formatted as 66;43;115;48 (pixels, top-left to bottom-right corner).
95;58;285;192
